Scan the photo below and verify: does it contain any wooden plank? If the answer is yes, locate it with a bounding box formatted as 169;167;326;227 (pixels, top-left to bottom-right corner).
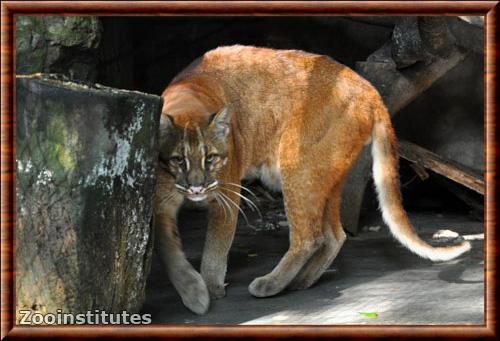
398;139;484;195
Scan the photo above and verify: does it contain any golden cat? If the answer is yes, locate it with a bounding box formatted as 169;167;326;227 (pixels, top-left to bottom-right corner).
154;45;471;314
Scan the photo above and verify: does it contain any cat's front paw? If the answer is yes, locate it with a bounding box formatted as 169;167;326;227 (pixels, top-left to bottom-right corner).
177;271;210;315
206;282;226;299
248;275;282;297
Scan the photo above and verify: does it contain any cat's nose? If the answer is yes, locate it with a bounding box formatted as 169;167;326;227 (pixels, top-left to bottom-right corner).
189;186;204;194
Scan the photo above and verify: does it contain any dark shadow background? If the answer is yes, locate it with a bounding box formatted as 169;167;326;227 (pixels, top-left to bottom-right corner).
97;17;391;94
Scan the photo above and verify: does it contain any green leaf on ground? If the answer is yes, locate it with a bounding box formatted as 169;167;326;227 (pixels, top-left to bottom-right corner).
359;312;378;318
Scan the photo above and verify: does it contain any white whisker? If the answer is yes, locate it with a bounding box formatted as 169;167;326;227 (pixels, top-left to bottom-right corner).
213;194;228;223
207;181;219;190
175;184;188;191
218;190;250;226
216;192;235;223
220;187;262;220
220;182;258;199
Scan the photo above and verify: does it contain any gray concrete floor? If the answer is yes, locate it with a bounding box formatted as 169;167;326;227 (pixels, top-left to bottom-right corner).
142;191;484;325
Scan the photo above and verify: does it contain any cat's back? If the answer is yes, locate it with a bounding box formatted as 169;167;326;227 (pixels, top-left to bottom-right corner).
180;45;371;98
204;45;321;65
200;45;340;75
169;45;378;127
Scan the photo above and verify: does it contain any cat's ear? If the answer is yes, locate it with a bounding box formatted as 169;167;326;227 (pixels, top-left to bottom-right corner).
159;114;175;139
208;107;231;140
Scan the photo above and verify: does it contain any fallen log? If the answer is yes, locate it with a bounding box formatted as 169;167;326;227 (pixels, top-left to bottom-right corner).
398;140;484;195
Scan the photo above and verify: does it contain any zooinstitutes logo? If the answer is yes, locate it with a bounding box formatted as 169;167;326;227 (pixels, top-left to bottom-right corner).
18;309;152;325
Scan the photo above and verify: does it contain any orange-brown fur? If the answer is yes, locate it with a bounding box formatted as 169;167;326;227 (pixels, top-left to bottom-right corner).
154;45;470;314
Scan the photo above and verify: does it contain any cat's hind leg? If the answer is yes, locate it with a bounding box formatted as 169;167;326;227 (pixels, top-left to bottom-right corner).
286;112;370;291
248;166;330;298
288;187;346;290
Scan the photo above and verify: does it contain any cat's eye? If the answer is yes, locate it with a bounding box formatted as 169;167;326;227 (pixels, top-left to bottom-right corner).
206;153;219;163
169;155;184;164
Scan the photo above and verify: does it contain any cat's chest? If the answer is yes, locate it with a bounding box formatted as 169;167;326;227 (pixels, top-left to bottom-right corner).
243;158;282;192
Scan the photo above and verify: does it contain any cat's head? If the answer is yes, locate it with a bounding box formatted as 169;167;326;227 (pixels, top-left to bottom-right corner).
158;107;230;202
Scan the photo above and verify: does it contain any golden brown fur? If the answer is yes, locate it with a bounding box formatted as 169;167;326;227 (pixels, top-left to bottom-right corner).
154;45;471;314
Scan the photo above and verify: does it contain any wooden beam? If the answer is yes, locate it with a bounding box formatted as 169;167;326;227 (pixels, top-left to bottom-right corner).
398;140;484;195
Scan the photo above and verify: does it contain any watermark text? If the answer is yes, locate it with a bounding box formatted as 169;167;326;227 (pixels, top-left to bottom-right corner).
18;309;152;325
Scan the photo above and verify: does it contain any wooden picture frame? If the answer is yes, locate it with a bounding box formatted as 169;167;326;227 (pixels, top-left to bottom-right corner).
1;1;497;339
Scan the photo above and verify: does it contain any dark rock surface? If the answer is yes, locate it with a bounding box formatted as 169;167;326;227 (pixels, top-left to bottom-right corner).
16;17;101;81
142;183;484;324
16;74;162;320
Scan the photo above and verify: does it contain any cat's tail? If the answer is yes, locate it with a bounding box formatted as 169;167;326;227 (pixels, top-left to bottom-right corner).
370;107;471;262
